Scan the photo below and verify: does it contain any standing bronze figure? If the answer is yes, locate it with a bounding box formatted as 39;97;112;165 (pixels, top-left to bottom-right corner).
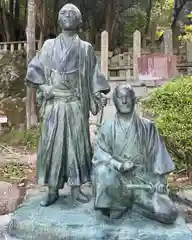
26;4;110;207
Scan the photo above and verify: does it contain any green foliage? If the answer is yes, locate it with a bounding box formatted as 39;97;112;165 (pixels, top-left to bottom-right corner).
179;24;192;43
151;0;174;40
141;76;192;171
178;12;192;43
151;0;174;26
121;6;147;46
156;29;164;39
0;125;40;150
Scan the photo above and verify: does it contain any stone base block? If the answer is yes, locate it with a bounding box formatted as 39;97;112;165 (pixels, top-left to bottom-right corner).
5;190;192;240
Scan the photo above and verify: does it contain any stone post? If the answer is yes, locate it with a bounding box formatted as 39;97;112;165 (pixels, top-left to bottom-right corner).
126;54;131;82
18;43;22;51
163;29;173;54
101;30;109;78
133;30;141;81
10;44;14;52
3;44;8;52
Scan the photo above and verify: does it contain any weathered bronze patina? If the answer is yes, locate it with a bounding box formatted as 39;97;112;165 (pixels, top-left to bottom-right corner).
25;3;110;207
92;84;178;224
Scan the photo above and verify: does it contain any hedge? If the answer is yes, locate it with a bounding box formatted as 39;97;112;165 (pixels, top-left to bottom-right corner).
141;76;192;171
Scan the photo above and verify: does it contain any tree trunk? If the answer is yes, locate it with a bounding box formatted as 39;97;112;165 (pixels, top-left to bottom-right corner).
15;0;20;27
39;0;47;48
24;0;28;22
53;0;59;35
172;24;181;51
14;0;20;40
26;0;38;129
89;17;95;44
2;11;11;41
105;1;112;33
110;0;120;50
105;0;119;50
15;0;20;23
144;0;152;40
9;0;14;18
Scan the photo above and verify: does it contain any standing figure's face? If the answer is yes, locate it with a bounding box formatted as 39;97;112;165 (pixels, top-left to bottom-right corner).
114;85;135;114
58;4;82;31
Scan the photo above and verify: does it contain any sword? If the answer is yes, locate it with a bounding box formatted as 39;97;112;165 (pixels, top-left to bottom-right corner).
125;184;154;192
97;105;104;126
96;94;108;129
95;106;104;133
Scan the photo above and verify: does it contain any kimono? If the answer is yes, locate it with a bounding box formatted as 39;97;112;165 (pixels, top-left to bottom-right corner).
26;33;110;189
92;112;178;223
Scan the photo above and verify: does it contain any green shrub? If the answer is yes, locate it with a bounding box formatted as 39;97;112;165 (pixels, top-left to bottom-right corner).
141;76;192;171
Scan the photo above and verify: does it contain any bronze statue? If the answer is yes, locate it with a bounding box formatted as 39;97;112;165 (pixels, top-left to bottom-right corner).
25;3;110;207
92;84;178;224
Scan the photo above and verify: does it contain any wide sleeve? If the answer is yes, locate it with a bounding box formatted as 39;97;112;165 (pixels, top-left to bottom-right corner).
88;44;110;95
25;40;51;85
85;44;110;115
148;122;175;175
92;121;113;166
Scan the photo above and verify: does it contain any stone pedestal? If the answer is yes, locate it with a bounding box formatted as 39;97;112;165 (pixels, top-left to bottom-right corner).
5;187;192;240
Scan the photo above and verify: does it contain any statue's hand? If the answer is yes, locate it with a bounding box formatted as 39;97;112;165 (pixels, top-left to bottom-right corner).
43;86;54;100
119;161;135;173
155;182;167;194
94;92;107;107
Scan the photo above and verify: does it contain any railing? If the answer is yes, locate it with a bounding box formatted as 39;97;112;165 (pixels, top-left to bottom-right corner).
0;40;40;52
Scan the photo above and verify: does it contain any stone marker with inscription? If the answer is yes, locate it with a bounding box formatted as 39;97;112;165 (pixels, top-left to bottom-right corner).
138;53;178;86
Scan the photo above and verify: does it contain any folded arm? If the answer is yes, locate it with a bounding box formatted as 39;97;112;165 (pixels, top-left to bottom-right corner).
92;144;122;171
92;122;122;171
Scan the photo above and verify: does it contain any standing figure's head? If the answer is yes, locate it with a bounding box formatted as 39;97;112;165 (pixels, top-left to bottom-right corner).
58;4;82;31
113;84;136;114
